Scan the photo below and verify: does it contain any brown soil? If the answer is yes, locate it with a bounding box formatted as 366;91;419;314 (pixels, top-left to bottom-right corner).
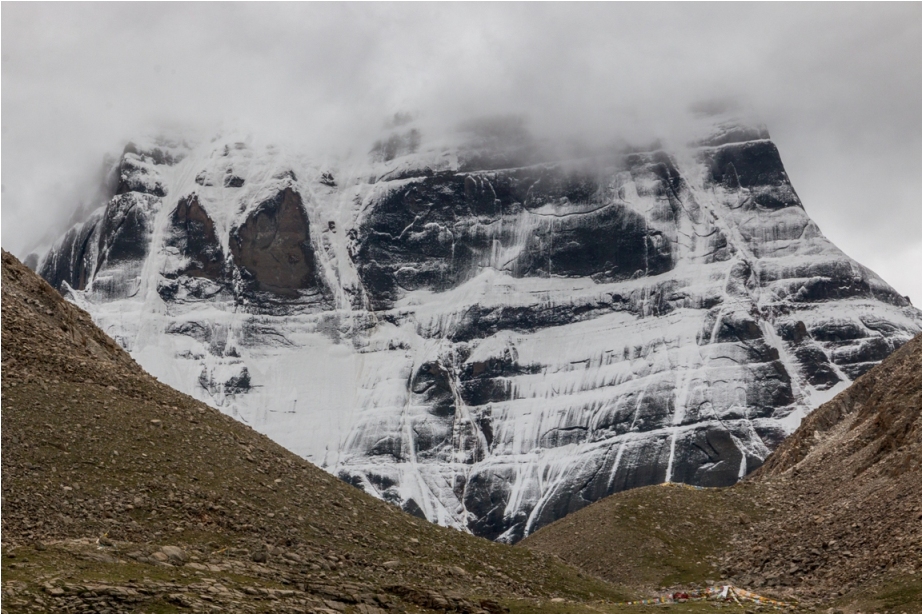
722;334;922;607
1;250;628;613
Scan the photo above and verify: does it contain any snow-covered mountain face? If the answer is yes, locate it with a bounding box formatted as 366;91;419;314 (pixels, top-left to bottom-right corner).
39;116;922;542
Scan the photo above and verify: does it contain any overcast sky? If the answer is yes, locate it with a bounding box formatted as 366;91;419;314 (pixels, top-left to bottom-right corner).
2;3;920;302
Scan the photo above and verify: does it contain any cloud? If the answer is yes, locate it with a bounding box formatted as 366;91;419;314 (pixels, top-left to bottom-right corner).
2;3;920;298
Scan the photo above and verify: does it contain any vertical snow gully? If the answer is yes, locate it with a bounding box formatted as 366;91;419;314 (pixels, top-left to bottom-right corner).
38;124;922;544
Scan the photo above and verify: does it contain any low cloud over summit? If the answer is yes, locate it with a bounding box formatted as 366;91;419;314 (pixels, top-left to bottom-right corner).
2;3;921;299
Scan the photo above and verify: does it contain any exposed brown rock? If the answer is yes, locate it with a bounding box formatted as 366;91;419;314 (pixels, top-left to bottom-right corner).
229;188;318;296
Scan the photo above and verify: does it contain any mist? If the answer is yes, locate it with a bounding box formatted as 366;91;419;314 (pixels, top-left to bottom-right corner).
2;3;921;300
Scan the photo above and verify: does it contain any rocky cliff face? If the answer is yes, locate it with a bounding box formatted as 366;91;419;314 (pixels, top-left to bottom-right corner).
38;115;922;541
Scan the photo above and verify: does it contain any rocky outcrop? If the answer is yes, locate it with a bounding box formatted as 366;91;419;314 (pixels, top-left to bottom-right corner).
39;140;175;300
165;195;225;281
36;117;922;542
39;217;100;292
356;164;675;310
230;188;320;297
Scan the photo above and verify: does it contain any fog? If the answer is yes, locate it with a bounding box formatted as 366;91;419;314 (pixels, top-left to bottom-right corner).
2;3;921;300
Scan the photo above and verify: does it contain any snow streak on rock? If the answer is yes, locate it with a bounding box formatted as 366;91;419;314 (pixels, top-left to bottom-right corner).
39;117;922;542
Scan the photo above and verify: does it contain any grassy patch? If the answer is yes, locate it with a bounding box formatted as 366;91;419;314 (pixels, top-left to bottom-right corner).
522;482;768;591
505;598;741;613
841;574;922;614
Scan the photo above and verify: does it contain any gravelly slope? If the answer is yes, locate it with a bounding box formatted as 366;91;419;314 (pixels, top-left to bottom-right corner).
721;333;922;600
1;249;628;613
36;112;922;542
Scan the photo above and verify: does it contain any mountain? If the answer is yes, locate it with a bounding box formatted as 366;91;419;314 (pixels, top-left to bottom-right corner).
522;331;922;611
35;112;922;542
1;249;631;612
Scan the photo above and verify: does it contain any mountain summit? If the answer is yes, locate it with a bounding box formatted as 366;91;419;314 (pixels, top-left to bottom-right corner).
37;114;922;541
